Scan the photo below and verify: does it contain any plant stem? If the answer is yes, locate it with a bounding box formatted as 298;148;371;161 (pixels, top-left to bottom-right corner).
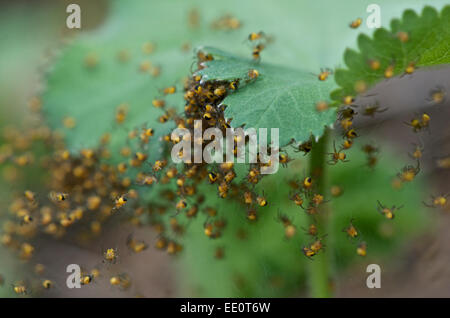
307;129;332;298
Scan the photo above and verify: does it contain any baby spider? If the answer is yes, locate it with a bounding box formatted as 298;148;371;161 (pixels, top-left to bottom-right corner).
342;218;359;239
342;95;357;107
176;198;188;210
138;174;157;186
203;220;221;239
330;185;343;197
42;279;53;290
397;160;420;182
126;234;148;253
24;190;36;203
302;176;313;190
349;17;362;29
103;248;118;263
20;214;34;226
338;106;357;120
426;86;446;105
289;191;304;208
208;171;219;184
362;103;388;117
309;235;327;254
362;144;379;155
408;143;424;160
396;31;409;43
356;242;367;256
292;140;312;155
301;223;318;237
376;200;403;219
423;194;449;208
311;193;328;206
252;43;265;61
48;191;69;203
405;113;430;133
247;207;258;221
436;156;450;169
112;193;128;211
248;69;259;80
317;68;333;81
161;85;176;95
366;155;378;169
304;204;319;216
367;59;381;70
327;141;348;165
279;153;293;167
256;191;268;207
384;64;395;79
302;246;316;260
402;61;416;76
247;31;266;42
341;138;353;150
344;128;358;139
276;211;296;239
340;118;353;131
13;282;28;295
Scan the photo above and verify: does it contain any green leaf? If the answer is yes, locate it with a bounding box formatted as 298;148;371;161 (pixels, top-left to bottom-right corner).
331;5;450;103
197;47;337;146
